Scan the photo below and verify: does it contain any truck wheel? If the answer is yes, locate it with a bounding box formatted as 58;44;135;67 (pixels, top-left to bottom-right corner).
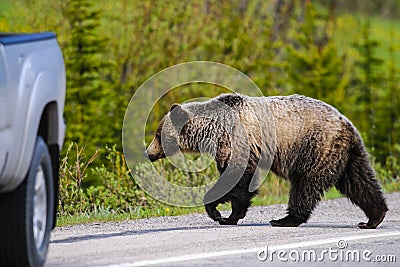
0;136;54;267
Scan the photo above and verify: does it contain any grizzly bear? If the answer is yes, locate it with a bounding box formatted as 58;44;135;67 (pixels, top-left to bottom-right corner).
145;93;388;229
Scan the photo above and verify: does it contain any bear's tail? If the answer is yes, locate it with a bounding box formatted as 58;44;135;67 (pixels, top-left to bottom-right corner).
336;132;388;229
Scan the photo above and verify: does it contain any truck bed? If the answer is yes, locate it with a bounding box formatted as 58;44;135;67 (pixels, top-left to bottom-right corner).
0;32;56;45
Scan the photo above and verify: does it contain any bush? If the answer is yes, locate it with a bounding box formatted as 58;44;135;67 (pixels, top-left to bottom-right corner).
58;143;221;217
373;144;400;192
58;143;149;216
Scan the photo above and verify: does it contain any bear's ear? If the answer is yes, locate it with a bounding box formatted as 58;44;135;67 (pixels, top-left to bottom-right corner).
170;103;180;112
169;104;189;129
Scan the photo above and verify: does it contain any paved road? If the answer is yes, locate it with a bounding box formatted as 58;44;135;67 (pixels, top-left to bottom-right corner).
46;192;400;266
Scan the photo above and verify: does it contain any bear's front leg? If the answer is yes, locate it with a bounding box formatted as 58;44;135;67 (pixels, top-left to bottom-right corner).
204;199;239;225
205;201;223;222
204;181;233;223
204;195;239;225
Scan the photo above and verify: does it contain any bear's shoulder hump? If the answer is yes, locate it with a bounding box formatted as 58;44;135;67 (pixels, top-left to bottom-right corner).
216;93;244;108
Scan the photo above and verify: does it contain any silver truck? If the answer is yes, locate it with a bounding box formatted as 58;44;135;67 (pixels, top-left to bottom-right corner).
0;32;66;267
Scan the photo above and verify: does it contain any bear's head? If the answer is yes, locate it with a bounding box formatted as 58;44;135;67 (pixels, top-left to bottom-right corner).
145;103;191;162
145;95;259;166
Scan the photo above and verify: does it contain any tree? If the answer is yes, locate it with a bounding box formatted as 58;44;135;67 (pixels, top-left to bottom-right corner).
285;2;347;110
350;20;385;157
61;0;115;160
372;24;400;161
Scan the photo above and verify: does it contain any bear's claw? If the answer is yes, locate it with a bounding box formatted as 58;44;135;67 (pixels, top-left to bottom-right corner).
218;218;238;225
358;222;376;229
270;215;304;227
358;209;387;229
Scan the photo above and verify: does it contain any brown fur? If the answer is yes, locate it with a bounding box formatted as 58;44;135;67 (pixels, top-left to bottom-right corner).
146;94;388;228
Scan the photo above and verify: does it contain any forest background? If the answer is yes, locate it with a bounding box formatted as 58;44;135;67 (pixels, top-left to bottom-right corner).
1;0;399;224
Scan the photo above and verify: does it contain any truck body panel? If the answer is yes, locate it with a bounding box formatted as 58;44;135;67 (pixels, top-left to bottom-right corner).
0;32;65;192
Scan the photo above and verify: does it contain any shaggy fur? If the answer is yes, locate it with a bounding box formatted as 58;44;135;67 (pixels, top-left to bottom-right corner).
145;93;388;229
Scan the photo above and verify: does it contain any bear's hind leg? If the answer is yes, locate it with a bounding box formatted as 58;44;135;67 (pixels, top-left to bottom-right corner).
336;154;388;229
270;214;305;227
219;194;251;225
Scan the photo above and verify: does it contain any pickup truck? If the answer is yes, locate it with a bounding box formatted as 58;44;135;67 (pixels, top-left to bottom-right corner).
0;32;66;267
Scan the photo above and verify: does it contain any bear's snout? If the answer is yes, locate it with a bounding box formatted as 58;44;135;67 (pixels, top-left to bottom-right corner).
144;149;163;162
144;138;166;162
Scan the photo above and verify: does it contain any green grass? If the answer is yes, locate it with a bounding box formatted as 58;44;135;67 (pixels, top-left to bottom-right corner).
57;205;205;226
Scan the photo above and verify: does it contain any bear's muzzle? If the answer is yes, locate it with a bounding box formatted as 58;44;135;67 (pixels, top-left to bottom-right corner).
144;149;165;162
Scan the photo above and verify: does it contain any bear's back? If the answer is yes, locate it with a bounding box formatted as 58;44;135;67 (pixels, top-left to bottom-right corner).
264;94;349;137
266;95;356;153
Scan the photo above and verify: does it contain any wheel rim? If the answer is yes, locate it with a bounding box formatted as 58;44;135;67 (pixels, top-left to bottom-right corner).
33;165;47;250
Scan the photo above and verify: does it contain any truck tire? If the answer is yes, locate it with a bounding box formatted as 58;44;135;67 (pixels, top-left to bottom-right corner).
0;136;54;267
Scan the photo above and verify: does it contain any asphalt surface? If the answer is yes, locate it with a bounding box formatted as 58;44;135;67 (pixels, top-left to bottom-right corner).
46;192;400;267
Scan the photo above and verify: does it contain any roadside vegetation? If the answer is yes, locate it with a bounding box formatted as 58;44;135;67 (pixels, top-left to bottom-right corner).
1;0;399;225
